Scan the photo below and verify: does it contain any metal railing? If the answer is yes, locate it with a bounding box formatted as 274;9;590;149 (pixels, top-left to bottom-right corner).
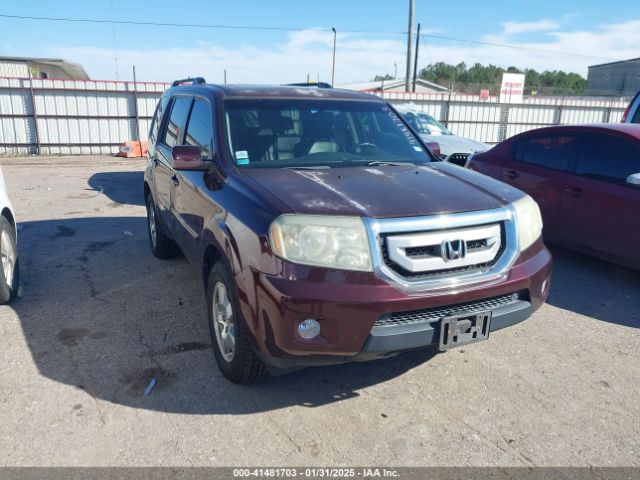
379;91;630;144
0;78;632;155
0;77;168;155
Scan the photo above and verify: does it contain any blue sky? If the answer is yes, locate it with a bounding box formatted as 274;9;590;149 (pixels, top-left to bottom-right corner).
1;0;638;83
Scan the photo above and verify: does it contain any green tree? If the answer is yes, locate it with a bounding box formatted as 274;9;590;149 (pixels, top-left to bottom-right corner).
373;74;394;81
418;62;586;95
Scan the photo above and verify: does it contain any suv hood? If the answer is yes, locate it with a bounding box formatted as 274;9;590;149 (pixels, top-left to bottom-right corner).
240;163;523;218
419;133;489;156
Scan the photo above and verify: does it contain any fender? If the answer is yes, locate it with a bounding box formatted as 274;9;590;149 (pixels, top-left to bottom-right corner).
200;214;243;277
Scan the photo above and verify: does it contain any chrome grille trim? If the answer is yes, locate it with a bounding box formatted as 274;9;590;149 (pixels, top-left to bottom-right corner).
385;223;502;272
363;207;519;295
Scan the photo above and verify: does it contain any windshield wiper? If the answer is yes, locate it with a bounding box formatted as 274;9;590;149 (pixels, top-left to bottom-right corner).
284;165;332;170
365;161;414;166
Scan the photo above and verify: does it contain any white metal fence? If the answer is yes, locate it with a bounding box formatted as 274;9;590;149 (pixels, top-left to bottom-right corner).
380;91;630;145
0;78;632;155
0;77;167;155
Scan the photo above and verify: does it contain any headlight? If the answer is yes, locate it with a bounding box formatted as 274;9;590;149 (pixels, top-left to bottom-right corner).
269;215;372;271
512;195;543;252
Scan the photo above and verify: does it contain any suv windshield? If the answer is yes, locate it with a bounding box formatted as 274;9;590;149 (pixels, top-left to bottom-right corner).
224;99;432;168
401;112;451;135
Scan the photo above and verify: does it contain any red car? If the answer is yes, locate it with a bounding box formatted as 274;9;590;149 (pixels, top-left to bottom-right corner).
468;124;640;269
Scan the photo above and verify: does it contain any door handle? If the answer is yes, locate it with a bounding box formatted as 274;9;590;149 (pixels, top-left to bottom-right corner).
171;175;180;186
564;187;582;196
505;170;519;180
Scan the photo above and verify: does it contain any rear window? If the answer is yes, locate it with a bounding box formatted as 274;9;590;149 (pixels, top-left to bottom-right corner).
513;134;576;171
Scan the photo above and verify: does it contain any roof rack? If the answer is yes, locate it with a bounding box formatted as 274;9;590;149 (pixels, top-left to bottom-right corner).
172;77;207;87
285;82;333;89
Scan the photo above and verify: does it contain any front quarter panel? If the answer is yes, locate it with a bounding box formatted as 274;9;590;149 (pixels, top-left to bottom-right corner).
197;173;283;276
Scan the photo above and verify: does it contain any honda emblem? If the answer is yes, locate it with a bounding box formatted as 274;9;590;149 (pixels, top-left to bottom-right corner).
442;239;467;261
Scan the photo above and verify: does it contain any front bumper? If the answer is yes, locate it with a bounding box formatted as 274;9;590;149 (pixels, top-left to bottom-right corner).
237;241;551;369
364;297;530;354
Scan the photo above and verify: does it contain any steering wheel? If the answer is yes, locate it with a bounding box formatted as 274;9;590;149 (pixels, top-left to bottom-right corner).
348;142;378;155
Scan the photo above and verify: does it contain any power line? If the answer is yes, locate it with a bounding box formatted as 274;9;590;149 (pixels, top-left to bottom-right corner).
0;12;624;62
418;32;616;61
0;13;404;35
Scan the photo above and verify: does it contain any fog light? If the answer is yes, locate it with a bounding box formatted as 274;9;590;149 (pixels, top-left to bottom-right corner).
298;319;321;339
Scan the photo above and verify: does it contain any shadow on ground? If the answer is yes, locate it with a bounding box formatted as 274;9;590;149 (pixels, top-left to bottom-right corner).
88;171;145;206
11;215;437;415
11;207;639;414
546;245;640;328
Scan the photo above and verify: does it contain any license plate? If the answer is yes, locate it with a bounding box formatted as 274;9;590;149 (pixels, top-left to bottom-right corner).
438;311;492;351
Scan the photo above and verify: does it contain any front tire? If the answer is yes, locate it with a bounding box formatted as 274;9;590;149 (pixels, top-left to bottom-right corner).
0;216;19;304
145;194;178;259
206;262;267;384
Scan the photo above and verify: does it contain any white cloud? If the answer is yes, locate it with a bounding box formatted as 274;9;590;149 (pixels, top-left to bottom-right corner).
501;20;559;35
52;30;407;85
48;19;640;85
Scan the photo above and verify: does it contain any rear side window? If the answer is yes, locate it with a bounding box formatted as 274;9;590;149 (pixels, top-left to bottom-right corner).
573;133;640;184
148;95;170;154
184;98;214;158
163;96;193;148
513;134;576;171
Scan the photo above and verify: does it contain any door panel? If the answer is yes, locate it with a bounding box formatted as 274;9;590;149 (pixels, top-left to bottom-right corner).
560;133;640;266
172;97;218;263
500;134;577;243
154;96;192;228
154;144;173;217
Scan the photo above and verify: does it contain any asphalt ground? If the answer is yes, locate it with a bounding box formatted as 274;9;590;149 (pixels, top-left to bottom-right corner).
0;155;638;466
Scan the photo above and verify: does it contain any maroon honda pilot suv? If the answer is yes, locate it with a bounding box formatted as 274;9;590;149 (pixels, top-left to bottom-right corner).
144;78;552;383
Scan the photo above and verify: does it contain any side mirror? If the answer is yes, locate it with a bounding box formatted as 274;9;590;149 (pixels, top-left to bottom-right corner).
425;141;441;159
626;173;640;187
172;145;205;170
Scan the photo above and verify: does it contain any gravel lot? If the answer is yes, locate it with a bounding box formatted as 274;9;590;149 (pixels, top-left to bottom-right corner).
0;155;638;467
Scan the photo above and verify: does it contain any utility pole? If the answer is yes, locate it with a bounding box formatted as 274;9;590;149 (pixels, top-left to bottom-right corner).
394;63;398;80
412;22;421;92
132;65;140;141
331;27;337;87
405;0;414;92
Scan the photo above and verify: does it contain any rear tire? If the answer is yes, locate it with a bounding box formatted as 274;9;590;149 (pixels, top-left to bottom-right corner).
0;216;19;304
206;261;268;384
145;194;178;259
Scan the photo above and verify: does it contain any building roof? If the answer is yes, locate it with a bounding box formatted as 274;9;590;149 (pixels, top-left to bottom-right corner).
0;56;89;79
588;58;640;69
338;78;449;92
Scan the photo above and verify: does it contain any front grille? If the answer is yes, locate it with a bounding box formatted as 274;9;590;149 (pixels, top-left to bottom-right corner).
405;245;438;257
467;239;487;251
374;292;522;327
381;223;507;281
447;153;470;167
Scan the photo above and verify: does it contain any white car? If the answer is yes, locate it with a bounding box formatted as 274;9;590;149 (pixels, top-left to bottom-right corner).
622;90;640;124
0;166;18;304
396;108;490;166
